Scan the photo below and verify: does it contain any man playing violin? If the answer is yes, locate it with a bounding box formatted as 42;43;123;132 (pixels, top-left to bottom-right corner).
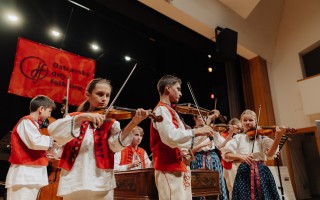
221;109;286;200
48;78;150;200
150;75;214;200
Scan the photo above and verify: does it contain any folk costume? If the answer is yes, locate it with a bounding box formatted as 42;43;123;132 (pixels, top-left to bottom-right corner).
150;101;205;200
221;134;280;200
48;113;133;200
114;146;152;171
6;116;52;200
190;135;228;200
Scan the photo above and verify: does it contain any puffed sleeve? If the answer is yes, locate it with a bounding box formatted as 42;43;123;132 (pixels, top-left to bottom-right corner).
108;121;133;152
114;151;128;171
48;115;78;145
221;134;240;162
152;106;194;149
17;119;51;150
213;131;226;149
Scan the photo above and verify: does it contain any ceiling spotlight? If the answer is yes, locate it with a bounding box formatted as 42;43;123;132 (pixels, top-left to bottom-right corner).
7;14;18;22
208;67;213;73
208;54;212;58
51;30;61;37
91;44;99;51
124;56;131;61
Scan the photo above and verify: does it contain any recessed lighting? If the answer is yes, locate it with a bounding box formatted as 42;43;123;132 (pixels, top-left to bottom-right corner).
51;30;61;37
7;14;18;22
208;54;212;58
208;67;213;73
91;44;99;50
124;56;131;61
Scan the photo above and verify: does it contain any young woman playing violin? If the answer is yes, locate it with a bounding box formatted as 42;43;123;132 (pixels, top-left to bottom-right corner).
221;109;286;200
190;112;228;200
47;78;150;200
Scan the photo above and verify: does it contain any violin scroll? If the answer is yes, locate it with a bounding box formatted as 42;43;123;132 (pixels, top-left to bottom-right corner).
148;113;163;122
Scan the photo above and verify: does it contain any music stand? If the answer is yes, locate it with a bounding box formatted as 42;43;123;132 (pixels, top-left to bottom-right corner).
275;134;291;200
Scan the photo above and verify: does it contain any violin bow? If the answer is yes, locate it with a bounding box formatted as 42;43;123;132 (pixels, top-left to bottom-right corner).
65;77;70;116
186;82;206;124
186;82;213;140
251;105;262;153
104;63;138;115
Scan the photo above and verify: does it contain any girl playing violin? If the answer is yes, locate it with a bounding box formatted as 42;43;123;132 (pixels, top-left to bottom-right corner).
190;113;228;200
219;118;242;200
47;78;150;200
221;109;285;200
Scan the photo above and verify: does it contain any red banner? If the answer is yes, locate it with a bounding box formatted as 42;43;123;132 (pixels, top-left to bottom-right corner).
8;37;95;106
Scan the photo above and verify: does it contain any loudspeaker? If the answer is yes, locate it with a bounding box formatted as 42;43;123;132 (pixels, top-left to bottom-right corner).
215;27;238;62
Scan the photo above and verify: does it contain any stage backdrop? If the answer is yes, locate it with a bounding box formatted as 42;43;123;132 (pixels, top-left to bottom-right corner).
8;37;95;106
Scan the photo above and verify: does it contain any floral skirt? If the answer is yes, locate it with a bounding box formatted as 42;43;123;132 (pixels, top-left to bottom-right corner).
190;150;228;200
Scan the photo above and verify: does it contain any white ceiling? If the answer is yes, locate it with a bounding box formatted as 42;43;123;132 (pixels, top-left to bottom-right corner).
218;0;261;19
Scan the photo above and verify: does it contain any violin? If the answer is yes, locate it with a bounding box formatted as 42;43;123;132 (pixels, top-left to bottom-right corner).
173;103;227;123
93;106;163;122
246;126;296;139
211;124;244;133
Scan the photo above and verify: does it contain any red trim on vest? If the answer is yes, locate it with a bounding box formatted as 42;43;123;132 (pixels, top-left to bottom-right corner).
9;115;48;166
119;146;146;168
220;132;232;169
59;112;116;171
150;101;186;172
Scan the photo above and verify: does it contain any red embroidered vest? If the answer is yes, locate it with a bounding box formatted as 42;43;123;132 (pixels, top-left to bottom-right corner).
150;101;186;172
119;146;146;168
59;112;116;171
9;115;48;166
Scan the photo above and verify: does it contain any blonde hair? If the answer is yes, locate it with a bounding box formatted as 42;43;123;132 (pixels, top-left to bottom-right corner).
132;126;144;135
240;109;257;121
228;118;241;126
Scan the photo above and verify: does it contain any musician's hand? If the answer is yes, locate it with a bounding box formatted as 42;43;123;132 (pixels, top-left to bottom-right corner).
194;125;214;137
275;126;286;139
128;161;141;169
239;154;253;165
79;113;105;128
132;108;151;123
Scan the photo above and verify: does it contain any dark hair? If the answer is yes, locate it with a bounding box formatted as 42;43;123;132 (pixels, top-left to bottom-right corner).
30;95;56;112
77;78;112;112
157;75;181;95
